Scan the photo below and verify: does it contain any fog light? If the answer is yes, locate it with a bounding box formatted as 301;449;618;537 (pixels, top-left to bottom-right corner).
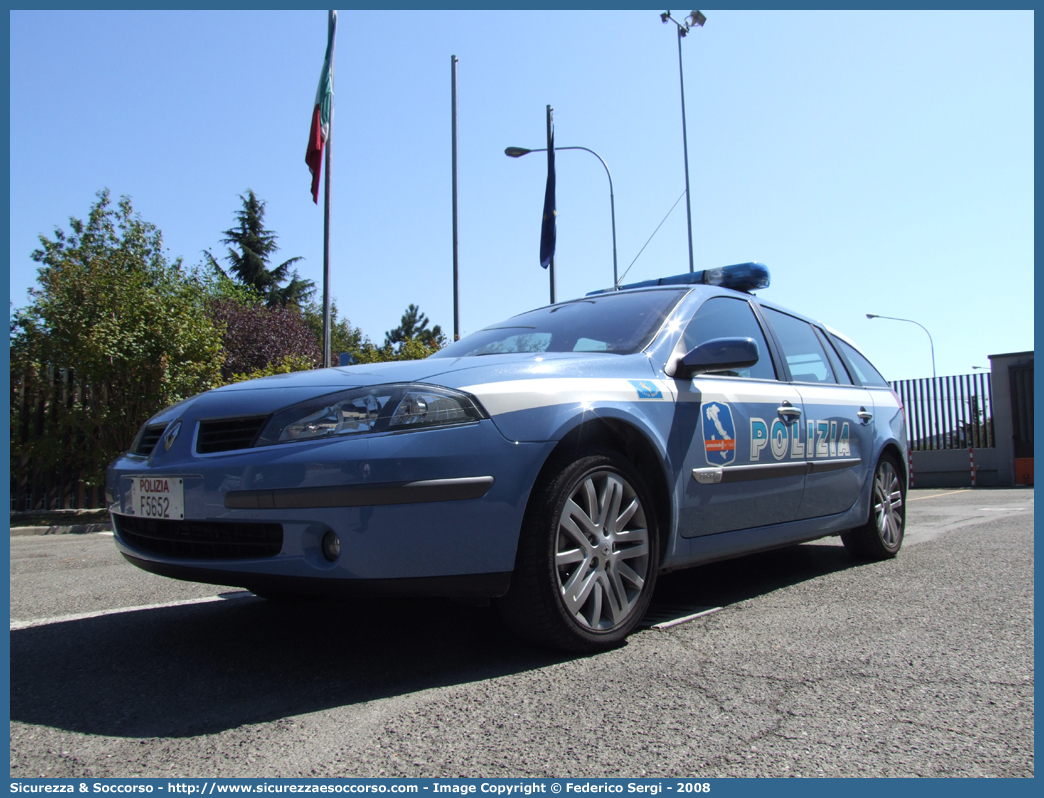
321;531;341;562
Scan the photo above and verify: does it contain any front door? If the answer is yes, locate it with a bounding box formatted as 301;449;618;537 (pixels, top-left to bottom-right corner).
669;295;807;538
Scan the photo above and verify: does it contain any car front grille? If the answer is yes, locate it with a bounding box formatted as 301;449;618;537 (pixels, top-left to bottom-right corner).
115;515;283;560
134;424;167;456
196;416;269;454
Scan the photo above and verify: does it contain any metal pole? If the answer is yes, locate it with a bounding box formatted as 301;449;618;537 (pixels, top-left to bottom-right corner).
608;174;617;286
677;27;695;274
450;55;460;341
546;104;555;304
322;8;335;367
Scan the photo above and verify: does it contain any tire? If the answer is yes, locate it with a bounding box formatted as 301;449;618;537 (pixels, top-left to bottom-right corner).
498;449;660;652
841;454;906;560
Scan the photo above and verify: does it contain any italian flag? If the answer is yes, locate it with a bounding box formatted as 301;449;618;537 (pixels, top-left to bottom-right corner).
306;11;337;204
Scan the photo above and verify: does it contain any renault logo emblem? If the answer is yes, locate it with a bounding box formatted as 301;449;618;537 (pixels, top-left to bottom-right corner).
163;421;182;452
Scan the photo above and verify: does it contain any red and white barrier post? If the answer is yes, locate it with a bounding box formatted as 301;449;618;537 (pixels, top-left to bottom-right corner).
969;446;976;487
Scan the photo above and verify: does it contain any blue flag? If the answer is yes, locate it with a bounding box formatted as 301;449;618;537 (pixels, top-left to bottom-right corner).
539;126;556;269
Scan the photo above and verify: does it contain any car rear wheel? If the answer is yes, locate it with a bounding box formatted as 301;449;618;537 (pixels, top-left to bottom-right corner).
498;450;659;652
841;454;905;560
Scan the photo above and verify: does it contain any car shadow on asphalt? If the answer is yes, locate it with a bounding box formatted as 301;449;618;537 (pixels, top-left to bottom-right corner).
10;539;858;739
649;538;856;611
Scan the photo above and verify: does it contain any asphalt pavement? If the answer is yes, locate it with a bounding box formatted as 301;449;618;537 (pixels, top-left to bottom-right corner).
8;487;1034;778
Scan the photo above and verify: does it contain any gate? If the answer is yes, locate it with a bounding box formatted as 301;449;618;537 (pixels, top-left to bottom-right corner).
891;373;995;451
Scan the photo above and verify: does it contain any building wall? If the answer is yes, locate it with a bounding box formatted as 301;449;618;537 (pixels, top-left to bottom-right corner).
909;447;1001;488
988;350;1034;487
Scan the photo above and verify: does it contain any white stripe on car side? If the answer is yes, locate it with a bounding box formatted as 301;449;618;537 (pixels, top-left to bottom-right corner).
459;378;671;417
460;376;885;418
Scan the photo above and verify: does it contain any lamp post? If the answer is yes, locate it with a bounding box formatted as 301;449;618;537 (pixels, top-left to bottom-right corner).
866;313;937;378
506;145;619;286
660;9;705;274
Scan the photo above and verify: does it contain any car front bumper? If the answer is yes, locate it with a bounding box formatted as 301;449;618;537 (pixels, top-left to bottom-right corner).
107;419;555;594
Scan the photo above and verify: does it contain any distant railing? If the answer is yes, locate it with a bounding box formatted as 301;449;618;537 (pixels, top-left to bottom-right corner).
891;373;994;451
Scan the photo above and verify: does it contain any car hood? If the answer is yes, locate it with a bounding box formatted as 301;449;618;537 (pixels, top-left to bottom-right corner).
146;352;658;424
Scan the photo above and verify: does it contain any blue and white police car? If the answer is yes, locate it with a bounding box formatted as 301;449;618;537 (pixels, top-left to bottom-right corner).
107;263;908;652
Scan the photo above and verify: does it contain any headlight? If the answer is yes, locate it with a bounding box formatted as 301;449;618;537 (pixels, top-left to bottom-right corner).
255;383;487;446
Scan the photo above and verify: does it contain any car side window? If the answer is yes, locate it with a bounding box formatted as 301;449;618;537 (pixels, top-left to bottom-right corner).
816;327;853;385
681;297;776;380
761;308;837;384
831;336;891;387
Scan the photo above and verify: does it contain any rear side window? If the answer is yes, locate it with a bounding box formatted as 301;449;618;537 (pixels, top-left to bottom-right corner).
816;328;853;385
761;308;837;384
681;296;776;380
832;336;891;387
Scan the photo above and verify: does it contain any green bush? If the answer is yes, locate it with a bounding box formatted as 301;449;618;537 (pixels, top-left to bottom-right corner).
11;190;224;488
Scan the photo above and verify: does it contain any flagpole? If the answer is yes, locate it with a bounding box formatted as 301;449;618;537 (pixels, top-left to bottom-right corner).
322;9;335;366
676;25;694;274
451;55;460;341
546;104;555;305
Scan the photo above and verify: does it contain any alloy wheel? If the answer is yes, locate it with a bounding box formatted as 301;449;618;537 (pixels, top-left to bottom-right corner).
554;469;650;631
873;460;904;548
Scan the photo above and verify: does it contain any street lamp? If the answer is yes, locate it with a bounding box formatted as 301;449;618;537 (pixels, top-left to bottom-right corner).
660;9;706;274
505;145;619;286
866;313;937;378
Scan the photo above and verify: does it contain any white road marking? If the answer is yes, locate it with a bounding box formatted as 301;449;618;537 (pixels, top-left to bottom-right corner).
650;606;723;630
907;489;969;502
10;591;257;631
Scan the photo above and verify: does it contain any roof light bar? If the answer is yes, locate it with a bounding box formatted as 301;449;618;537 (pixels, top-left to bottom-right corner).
588;262;770;296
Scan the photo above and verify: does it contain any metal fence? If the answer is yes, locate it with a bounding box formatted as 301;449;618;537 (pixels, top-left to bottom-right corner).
891;373;995;451
10;365;108;511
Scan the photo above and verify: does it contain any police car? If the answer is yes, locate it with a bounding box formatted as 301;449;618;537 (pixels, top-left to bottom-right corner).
107;263;907;652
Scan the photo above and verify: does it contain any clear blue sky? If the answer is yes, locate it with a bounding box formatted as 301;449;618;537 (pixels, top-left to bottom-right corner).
8;9;1034;380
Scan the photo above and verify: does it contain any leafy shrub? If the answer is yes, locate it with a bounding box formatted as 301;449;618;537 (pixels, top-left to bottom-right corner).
226;354;320;384
208;298;322;380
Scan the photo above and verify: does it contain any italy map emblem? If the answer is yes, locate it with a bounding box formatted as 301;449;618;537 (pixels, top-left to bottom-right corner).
702;401;737;465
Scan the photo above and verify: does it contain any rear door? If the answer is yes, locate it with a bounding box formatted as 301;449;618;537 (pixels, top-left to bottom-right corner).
759;307;875;519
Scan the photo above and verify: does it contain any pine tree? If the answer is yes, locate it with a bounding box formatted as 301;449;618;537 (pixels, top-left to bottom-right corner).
205;190;314;308
384;304;445;349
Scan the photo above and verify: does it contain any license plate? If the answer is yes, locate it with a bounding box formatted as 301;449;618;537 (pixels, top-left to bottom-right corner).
129;476;185;520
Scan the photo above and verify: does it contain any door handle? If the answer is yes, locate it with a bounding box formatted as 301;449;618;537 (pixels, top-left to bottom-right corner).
858;407;873;423
777;401;801;418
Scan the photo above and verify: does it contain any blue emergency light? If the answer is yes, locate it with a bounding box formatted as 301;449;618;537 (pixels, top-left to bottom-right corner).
588;262;770;296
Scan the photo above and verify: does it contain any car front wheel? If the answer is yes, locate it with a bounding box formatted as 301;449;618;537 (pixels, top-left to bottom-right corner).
841;454;905;560
499;449;660;652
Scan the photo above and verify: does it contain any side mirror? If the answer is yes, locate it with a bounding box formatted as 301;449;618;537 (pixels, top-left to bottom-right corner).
669;337;759;380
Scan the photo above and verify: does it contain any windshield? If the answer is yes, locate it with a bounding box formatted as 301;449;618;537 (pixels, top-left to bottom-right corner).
431;289;685;358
